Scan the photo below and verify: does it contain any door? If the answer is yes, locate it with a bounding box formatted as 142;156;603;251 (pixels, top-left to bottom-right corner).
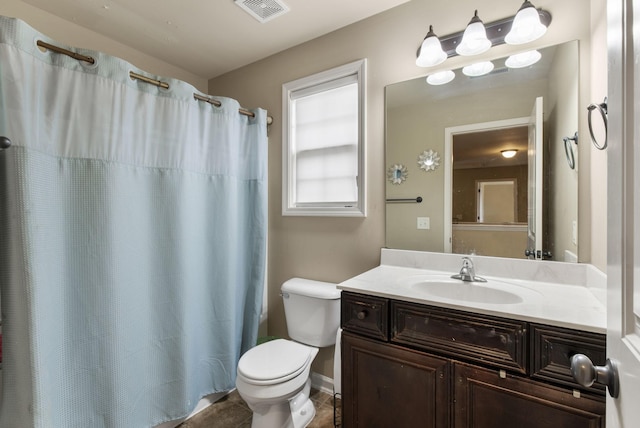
607;0;640;426
477;179;517;223
526;96;544;259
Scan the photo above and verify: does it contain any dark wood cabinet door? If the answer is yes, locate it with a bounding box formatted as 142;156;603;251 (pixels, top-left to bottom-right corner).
454;362;605;428
342;332;450;428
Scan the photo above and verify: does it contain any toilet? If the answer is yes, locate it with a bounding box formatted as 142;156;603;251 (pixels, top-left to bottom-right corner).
235;278;341;428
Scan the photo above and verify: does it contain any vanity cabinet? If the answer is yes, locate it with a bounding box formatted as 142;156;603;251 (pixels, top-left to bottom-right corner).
341;292;606;428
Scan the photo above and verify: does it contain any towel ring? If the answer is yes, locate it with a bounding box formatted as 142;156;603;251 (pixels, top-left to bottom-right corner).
0;136;12;150
563;132;578;170
587;97;607;150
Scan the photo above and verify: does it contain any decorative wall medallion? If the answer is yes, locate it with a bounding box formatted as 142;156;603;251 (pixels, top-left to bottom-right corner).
387;164;408;185
418;150;440;172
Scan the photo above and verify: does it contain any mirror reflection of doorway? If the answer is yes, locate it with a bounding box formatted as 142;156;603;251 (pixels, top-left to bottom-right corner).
448;121;529;258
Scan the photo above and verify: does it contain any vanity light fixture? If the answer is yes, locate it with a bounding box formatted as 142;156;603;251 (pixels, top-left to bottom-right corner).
456;11;491;56
501;149;518;158
416;26;448;67
426;70;455;85
505;50;542;68
462;61;494;77
505;1;548;45
415;3;551;70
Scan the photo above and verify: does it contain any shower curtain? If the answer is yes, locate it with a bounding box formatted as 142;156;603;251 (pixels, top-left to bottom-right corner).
0;17;267;427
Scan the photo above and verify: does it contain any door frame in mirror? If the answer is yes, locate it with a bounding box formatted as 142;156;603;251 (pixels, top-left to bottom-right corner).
444;116;530;253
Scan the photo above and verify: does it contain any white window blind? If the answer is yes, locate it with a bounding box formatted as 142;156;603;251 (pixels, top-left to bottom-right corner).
282;60;366;216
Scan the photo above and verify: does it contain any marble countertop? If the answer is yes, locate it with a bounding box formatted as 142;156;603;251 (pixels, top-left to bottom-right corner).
337;250;607;334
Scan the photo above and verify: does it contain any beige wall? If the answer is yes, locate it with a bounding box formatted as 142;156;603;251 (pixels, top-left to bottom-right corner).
547;42;580;261
0;0;207;92
589;0;608;269
209;0;606;379
452;228;528;259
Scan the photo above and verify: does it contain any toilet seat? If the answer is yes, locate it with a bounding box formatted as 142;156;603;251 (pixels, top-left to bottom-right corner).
237;339;314;386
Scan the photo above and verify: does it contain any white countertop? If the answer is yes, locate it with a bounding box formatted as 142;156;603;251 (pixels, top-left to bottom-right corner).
337;250;607;334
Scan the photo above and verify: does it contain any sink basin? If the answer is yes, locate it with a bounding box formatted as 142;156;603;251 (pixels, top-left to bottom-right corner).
400;275;540;305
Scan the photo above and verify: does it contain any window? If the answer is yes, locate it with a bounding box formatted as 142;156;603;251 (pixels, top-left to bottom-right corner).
282;59;366;216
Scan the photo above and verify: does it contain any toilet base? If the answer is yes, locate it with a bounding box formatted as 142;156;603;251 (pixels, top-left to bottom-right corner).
249;378;316;428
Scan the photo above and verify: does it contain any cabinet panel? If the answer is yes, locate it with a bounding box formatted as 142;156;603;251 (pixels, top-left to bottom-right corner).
454;362;605;428
341;292;389;341
392;301;527;373
342;332;450;428
531;324;606;394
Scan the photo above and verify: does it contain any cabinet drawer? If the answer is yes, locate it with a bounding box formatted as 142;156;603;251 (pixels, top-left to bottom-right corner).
392;301;528;373
531;324;606;395
341;292;389;341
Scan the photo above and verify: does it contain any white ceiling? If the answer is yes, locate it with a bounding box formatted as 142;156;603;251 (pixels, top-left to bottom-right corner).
22;0;410;79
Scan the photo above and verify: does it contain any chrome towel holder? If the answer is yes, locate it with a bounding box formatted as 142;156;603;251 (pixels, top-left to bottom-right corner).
563;132;578;170
587;97;607;150
386;196;423;203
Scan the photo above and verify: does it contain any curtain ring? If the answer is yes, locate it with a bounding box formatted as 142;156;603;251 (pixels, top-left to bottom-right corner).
587;97;607;150
563;132;578;170
0;136;12;150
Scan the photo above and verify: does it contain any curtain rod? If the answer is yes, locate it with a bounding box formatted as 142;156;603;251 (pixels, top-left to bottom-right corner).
36;40;273;125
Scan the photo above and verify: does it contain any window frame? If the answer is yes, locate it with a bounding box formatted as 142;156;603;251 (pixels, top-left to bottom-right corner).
282;59;367;217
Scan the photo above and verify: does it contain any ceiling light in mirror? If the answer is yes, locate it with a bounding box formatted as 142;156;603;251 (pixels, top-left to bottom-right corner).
426;70;455;85
462;61;495;77
416;26;448;67
505;50;542;68
505;1;548;45
456;10;492;56
501;149;518;158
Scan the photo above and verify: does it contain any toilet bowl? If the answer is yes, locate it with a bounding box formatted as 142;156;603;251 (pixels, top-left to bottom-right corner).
236;339;319;427
235;278;341;428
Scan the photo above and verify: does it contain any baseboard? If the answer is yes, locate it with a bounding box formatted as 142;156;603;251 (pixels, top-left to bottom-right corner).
310;371;335;395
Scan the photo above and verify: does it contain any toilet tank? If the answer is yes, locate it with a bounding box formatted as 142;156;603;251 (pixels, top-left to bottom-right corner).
281;278;342;347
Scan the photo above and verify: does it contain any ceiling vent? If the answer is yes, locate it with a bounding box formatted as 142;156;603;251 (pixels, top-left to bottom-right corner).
235;0;290;23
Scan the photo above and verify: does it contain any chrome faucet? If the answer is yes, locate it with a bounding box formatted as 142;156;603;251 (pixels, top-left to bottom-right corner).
451;257;487;282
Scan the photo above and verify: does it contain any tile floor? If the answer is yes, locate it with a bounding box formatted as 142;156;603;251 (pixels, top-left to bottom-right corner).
177;389;341;428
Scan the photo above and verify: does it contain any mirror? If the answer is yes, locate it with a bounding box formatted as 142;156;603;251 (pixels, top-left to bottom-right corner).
385;41;579;261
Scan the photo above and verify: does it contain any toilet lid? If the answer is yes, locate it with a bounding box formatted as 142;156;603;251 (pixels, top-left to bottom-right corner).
237;339;313;385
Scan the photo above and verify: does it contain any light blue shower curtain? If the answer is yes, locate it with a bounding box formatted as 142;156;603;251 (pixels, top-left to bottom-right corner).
0;17;267;427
